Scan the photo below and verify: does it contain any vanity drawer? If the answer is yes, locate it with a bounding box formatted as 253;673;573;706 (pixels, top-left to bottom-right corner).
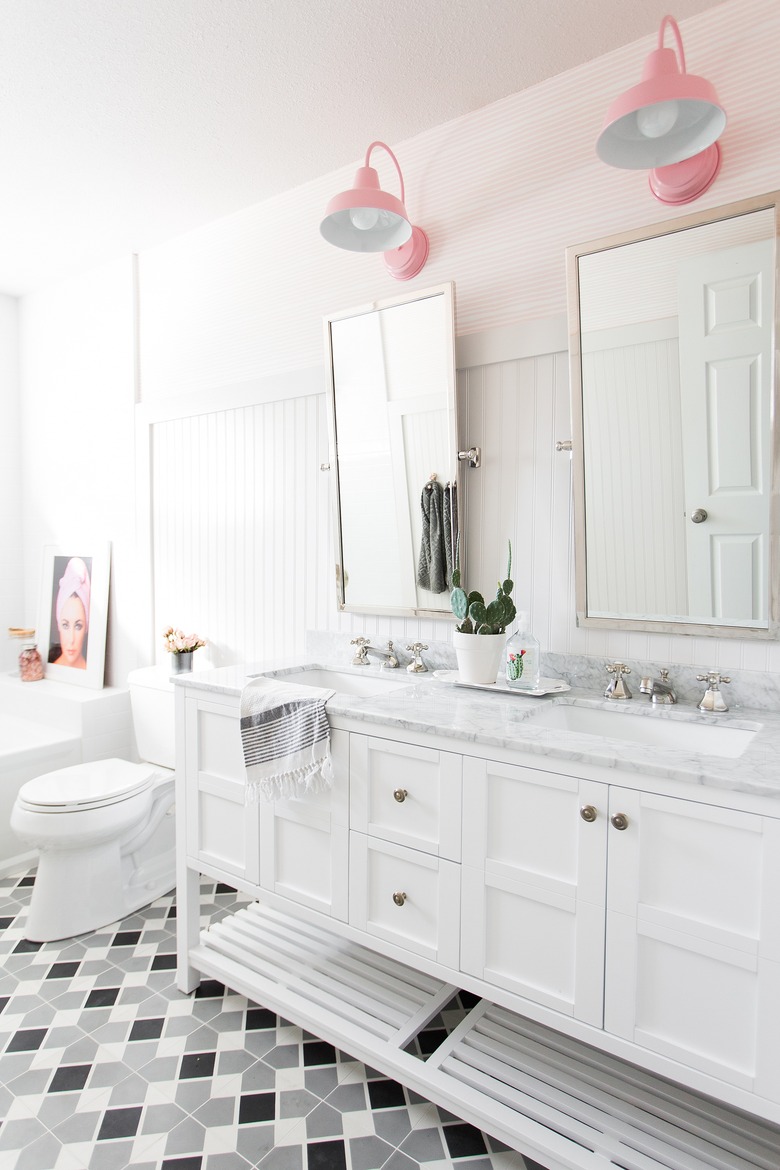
350;735;462;860
349;832;460;967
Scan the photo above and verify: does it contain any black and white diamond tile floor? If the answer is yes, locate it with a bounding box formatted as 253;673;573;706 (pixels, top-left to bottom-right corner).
0;871;551;1170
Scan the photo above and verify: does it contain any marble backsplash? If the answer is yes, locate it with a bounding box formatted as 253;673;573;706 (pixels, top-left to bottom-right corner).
306;630;780;714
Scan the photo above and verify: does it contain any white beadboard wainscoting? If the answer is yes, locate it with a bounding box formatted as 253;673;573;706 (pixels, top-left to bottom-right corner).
137;319;780;677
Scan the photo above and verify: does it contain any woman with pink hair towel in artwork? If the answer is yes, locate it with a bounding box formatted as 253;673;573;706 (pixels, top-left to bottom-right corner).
53;557;91;669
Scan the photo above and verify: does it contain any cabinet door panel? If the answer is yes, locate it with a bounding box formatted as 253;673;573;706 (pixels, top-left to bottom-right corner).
606;787;780;1100
185;696;255;881
258;730;349;921
461;757;607;1026
350;736;461;860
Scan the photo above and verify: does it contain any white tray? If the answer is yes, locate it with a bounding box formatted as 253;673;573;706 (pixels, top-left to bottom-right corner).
432;670;570;697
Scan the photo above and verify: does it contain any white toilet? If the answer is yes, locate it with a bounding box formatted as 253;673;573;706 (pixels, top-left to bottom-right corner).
11;667;177;942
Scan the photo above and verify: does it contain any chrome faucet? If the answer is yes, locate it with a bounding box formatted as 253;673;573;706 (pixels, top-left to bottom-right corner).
366;640;399;668
639;668;677;705
406;642;428;673
350;636;370;665
696;671;731;713
604;662;632;700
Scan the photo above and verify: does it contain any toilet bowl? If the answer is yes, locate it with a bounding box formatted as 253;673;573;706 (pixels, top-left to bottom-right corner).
10;667;177;942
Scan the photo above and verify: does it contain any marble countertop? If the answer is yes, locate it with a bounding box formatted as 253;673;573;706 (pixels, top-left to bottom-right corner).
175;659;780;800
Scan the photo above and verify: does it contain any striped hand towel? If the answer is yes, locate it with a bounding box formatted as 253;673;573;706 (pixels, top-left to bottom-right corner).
240;678;335;802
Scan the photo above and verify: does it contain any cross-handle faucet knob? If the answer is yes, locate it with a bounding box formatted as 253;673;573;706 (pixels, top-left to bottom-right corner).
605;662;632;700
696;671;732;713
406;642;429;673
350;636;370;665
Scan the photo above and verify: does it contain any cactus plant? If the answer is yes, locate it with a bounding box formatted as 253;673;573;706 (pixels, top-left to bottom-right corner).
450;541;516;635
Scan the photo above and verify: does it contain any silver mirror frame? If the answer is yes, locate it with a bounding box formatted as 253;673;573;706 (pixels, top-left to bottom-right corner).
324;281;460;619
566;191;780;640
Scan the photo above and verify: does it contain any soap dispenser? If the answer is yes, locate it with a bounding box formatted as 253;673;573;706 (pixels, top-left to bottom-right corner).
505;612;540;692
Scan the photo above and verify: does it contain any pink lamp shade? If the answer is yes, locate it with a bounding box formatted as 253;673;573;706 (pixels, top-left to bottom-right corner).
597;16;726;204
320;141;429;280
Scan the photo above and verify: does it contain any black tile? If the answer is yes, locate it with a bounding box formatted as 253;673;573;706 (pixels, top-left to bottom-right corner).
151;952;177;971
416;1027;447;1055
0;996;9;1015
49;1064;91;1093
167;905;177;918
303;1040;337;1067
46;961;81;980
97;1105;142;1141
0;916;14;930
161;1159;203;1170
367;1078;407;1110
307;1139;347;1170
179;1051;216;1079
16;876;35;887
238;1092;276;1124
12;938;43;953
215;883;236;894
85;986;120;1008
6;1028;47;1053
111;930;141;947
246;1007;276;1031
442;1122;488;1159
129;1017;165;1042
523;1159;553;1170
194;979;225;999
458;989;481;1009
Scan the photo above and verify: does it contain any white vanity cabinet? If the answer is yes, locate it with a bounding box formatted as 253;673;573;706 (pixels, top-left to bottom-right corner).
461;754;780;1101
178;680;780;1167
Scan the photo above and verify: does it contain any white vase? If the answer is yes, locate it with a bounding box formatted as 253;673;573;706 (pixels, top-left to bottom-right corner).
453;630;504;686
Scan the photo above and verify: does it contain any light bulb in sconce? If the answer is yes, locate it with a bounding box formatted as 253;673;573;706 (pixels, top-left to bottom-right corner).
349;206;380;231
637;99;679;139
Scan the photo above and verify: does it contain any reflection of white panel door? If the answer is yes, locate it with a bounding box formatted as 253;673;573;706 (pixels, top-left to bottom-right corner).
678;240;773;623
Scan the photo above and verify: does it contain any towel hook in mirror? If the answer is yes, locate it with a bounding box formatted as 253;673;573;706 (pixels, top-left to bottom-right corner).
457;446;481;469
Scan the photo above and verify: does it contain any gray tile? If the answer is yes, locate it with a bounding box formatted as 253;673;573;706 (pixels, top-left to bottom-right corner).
399;1127;446;1162
204;1153;254;1170
86;1139;138;1169
12;1130;65;1170
325;1082;367;1112
303;1067;339;1099
278;1089;320;1119
372;1108;413;1147
236;1125;277;1164
191;1094;238;1129
217;1049;257;1077
140;1102;190;1135
348;1135;396;1170
51;1109;104;1144
108;1071;151;1106
0;1114;49;1151
304;1101;343;1139
162;1115;207;1156
257;1144;304;1170
380;1153;419;1170
239;1062;277;1093
262;1043;299;1069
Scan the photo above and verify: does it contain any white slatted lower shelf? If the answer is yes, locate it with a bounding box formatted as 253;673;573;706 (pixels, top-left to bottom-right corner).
191;904;780;1170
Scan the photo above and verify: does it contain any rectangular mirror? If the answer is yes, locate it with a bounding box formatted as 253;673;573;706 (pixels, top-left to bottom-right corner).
325;282;459;617
567;192;779;639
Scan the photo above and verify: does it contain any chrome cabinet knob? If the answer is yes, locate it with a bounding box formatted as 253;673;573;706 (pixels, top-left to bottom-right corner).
392;891;407;906
580;805;597;823
691;509;708;523
611;812;629;831
393;788;408;803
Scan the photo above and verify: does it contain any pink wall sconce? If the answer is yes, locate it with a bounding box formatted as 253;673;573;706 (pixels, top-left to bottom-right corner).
597;15;726;205
320;141;429;280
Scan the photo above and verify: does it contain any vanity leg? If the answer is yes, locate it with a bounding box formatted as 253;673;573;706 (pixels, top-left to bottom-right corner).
176;865;201;994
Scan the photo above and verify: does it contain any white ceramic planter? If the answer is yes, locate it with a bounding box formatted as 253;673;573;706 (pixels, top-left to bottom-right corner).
453;630;504;686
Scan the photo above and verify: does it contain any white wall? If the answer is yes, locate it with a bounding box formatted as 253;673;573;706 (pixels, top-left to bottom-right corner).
16;0;780;683
0;295;21;673
19;257;139;686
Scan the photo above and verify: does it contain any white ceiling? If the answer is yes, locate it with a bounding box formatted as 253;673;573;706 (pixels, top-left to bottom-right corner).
1;0;722;295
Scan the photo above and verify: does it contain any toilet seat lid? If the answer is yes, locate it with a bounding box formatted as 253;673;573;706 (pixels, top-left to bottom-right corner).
19;759;157;811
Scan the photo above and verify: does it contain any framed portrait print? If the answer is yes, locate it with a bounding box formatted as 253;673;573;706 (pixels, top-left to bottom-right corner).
37;543;110;689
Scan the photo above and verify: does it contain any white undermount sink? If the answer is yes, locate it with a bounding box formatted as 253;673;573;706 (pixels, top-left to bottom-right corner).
521;703;759;759
257;667;413;698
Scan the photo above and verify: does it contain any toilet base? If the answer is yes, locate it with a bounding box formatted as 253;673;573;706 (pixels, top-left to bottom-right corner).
22;789;176;942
